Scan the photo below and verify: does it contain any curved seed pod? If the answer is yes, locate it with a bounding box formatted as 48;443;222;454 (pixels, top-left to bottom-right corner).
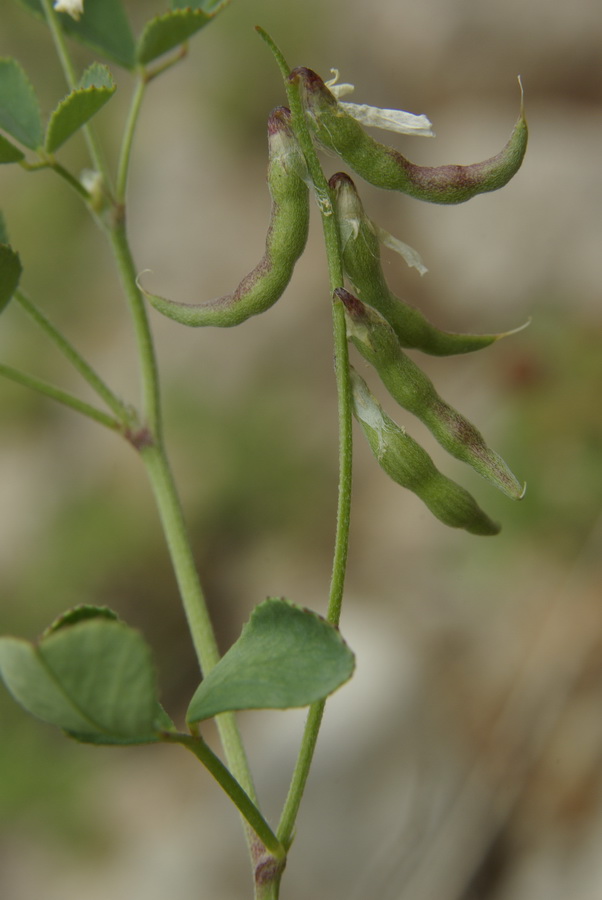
336;289;524;499
292;67;527;205
351;369;499;535
143;107;309;327
330;172;517;356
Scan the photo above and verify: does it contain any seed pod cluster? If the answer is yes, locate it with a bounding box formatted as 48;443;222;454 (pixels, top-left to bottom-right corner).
350;369;500;535
330;172;518;356
292;67;527;205
336;289;524;500
144;107;309;327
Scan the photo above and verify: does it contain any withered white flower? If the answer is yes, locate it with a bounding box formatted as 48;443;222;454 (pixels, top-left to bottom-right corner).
326;69;434;138
53;0;84;21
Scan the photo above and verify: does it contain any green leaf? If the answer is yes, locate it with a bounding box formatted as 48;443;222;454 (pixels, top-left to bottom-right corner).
187;598;355;723
0;133;25;164
0;244;22;314
137;9;213;65
0;58;43;150
45;63;116;153
42;604;119;637
0;614;167;744
16;0;136;70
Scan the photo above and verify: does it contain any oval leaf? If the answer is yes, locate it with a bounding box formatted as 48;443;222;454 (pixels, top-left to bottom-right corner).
0;616;166;744
0;58;43;150
0;133;25;164
0;244;22;313
16;0;136;70
187;598;355;723
45;63;116;153
137;9;213;65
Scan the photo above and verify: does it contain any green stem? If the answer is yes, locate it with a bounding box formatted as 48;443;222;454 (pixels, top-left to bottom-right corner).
14;290;130;423
107;220;163;442
0;363;123;431
257;28;354;852
144;44;188;84
116;74;146;203
19;158;91;203
163;731;283;859
139;442;257;804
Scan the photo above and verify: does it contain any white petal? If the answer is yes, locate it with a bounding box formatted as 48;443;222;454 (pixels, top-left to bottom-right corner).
326;70;356;99
340;102;434;137
54;0;84;20
374;224;428;276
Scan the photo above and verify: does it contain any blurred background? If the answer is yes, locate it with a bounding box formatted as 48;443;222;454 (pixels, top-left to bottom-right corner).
1;0;601;898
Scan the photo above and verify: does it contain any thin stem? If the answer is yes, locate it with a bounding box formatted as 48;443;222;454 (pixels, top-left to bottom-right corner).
276;310;352;849
162;731;283;859
139;442;257;803
116;74;146;202
144;44;188;84
108;220;163;442
20;157;92;202
40;0;78;87
257;29;354;852
0;363;123;432
14;290;130;423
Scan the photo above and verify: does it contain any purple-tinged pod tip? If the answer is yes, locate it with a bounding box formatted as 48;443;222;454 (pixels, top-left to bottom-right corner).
267;106;293;136
334;286;367;320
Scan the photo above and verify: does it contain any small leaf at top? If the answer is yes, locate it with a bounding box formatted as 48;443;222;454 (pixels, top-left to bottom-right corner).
136;9;213;66
0;134;25;164
0;617;166;744
0;58;43;150
15;0;136;70
41;604;119;638
45;63;116;153
78;61;114;91
187;598;355;724
0;245;22;314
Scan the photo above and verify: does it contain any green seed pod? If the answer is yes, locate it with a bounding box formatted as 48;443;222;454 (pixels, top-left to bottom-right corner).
336;289;524;499
330;171;519;356
292;67;527;205
350;368;499;535
143;107;309;327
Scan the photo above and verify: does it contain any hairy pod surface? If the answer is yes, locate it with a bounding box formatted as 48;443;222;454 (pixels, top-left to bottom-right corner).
337;289;523;499
144;107;310;327
351;369;500;535
293;67;527;205
329;172;513;355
